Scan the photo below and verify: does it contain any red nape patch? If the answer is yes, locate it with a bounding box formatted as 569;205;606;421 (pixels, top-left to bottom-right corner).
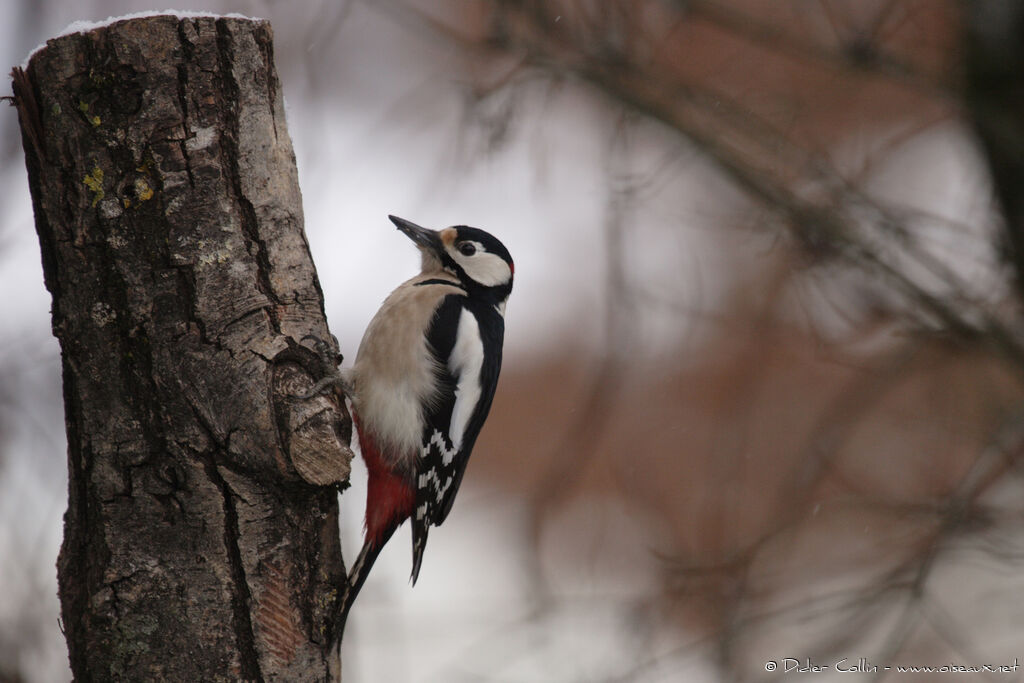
509;261;515;276
354;415;415;547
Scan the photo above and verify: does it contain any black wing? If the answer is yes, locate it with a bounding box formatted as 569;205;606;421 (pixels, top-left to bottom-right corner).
411;295;504;582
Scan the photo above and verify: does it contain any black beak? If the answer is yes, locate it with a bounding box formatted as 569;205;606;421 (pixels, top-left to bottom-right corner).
389;215;441;253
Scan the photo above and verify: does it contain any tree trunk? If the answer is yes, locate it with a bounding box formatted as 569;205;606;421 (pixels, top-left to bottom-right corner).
11;14;352;681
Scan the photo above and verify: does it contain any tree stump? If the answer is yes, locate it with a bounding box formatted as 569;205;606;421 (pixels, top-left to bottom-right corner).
11;14;351;681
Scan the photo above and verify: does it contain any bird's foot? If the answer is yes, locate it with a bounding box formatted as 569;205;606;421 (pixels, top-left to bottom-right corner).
295;334;353;399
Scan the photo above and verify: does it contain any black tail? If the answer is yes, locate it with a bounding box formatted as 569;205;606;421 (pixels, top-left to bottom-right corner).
333;525;397;646
411;520;430;585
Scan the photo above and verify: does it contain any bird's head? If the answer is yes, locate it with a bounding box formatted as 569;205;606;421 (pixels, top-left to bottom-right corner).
389;215;514;299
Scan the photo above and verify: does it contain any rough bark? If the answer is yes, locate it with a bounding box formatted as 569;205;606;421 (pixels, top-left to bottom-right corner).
11;15;352;681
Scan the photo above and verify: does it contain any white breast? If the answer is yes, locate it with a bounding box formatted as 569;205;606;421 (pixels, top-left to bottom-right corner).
351;276;461;464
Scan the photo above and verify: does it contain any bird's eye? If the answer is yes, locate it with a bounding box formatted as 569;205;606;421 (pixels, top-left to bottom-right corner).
457;242;477;256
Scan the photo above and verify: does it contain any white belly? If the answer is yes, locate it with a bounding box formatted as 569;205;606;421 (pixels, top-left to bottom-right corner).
351;276;461;465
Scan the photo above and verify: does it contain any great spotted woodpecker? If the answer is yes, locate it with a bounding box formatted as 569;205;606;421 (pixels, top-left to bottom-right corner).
338;215;513;632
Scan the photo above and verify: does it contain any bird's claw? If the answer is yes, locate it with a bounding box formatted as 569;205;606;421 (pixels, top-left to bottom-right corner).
296;372;352;400
301;334;343;369
294;334;352;400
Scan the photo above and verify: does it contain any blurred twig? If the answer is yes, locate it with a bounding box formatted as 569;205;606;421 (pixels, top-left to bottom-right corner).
371;1;1024;679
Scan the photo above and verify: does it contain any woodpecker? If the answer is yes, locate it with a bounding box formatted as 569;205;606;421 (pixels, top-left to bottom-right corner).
337;214;513;633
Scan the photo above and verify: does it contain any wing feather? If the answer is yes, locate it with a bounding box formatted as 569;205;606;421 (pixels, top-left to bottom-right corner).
411;295;504;581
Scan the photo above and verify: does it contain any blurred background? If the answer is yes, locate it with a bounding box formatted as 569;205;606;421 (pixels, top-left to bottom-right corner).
4;1;1024;681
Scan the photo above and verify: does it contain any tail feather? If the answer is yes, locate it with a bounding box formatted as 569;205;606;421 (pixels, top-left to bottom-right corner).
334;525;395;645
411;521;429;585
336;413;420;643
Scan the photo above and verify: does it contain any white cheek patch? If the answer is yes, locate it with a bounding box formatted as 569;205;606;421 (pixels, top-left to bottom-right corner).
449;245;512;287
